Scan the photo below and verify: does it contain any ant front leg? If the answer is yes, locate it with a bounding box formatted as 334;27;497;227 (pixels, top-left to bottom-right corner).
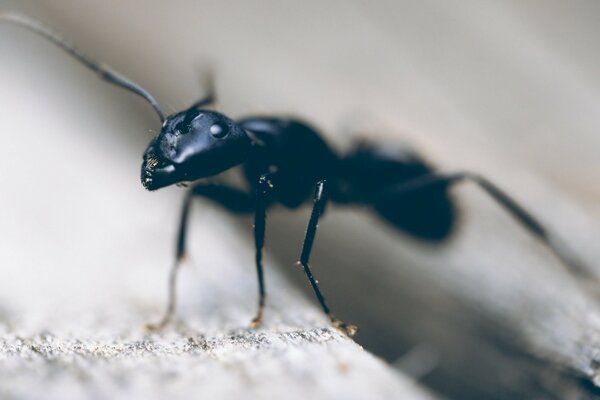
146;184;254;331
376;172;593;280
298;180;357;337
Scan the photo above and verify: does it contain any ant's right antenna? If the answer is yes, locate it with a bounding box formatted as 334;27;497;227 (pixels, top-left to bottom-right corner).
0;13;166;123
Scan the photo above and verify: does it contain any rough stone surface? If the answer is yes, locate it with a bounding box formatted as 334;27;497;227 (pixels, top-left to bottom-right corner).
0;328;430;400
0;209;433;400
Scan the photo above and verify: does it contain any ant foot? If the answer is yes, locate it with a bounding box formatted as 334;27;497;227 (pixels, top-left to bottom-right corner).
145;323;163;332
330;316;358;337
145;323;164;332
250;309;264;329
145;317;170;333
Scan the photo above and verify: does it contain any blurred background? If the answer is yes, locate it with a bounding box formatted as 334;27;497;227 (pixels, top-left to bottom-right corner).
1;1;600;399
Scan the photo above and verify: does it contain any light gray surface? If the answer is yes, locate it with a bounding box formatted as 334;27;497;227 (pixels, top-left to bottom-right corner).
1;1;600;399
0;329;433;400
0;215;429;400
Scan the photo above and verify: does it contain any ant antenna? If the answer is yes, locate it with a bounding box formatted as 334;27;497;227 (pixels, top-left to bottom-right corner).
0;13;166;123
189;69;216;110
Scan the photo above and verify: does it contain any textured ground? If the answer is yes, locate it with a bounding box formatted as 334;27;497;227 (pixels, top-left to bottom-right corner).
0;328;428;400
0;208;433;400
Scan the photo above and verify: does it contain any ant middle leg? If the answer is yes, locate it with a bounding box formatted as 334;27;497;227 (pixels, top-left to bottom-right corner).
298;180;357;336
146;184;254;331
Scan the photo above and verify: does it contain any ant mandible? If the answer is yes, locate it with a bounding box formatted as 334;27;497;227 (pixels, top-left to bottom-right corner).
2;14;592;336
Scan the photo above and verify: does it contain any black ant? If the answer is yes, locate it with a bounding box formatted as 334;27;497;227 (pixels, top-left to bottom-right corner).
2;14;592;336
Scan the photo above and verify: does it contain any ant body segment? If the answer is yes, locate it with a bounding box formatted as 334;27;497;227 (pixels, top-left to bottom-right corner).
1;14;592;336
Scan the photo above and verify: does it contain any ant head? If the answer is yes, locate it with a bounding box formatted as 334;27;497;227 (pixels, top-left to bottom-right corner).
141;107;252;191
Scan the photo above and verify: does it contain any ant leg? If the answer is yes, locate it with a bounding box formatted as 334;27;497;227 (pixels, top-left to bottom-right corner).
146;184;254;331
377;172;592;279
250;174;275;328
298;180;357;336
146;192;193;331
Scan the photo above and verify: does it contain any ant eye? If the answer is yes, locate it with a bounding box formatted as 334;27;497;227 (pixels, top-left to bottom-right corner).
209;122;229;138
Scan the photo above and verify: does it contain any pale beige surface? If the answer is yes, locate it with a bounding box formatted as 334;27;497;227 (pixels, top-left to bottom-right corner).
0;213;430;400
1;1;600;399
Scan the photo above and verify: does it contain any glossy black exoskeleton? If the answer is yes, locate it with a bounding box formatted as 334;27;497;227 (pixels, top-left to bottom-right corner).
3;14;591;336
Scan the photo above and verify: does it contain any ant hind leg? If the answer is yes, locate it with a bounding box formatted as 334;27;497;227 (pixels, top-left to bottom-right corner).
376;172;592;280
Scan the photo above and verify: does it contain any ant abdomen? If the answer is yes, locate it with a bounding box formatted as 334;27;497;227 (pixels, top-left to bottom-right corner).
335;143;456;241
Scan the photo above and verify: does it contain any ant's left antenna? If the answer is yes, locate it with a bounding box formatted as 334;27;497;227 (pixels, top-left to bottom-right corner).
0;13;166;123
